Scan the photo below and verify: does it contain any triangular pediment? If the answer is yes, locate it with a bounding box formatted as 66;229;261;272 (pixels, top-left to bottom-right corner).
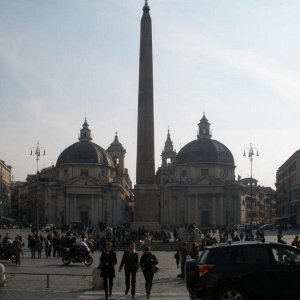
65;176;103;187
188;175;224;186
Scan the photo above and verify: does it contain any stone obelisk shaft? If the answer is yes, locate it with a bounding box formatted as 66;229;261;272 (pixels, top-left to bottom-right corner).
133;2;160;231
136;3;155;185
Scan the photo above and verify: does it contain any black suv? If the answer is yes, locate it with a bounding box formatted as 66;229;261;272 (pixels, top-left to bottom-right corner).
185;241;300;300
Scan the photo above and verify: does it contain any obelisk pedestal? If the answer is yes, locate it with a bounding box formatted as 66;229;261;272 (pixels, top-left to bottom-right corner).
131;184;160;231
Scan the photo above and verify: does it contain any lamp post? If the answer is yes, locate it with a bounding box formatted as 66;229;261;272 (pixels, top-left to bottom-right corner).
0;170;2;221
243;143;259;227
30;141;46;173
30;141;46;231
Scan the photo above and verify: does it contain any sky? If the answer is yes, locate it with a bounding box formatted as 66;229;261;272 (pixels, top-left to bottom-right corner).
1;0;300;189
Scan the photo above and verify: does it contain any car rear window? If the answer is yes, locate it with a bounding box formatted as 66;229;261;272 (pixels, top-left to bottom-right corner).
200;247;235;265
235;246;271;265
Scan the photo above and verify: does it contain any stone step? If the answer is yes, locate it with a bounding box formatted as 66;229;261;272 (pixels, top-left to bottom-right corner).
114;241;182;252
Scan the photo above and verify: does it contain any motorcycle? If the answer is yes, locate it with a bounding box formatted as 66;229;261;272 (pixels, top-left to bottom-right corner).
61;242;93;266
0;245;16;263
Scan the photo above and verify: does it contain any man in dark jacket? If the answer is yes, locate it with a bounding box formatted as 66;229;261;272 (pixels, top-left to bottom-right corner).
177;242;188;279
119;242;139;299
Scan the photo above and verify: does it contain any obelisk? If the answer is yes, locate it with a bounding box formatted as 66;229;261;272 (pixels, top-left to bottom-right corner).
132;0;160;231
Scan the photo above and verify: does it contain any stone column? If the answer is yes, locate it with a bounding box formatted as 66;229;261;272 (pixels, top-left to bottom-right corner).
187;195;191;224
197;194;200;225
66;194;70;224
73;194;77;222
220;195;224;225
212;195;216;227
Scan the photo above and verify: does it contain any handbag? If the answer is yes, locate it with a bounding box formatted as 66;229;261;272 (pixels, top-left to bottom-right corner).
151;263;159;273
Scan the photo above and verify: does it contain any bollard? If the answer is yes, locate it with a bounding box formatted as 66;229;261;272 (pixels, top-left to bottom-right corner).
92;268;103;290
0;263;6;287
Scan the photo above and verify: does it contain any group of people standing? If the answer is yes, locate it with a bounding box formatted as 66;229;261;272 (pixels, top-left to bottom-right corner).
98;242;158;300
0;233;23;265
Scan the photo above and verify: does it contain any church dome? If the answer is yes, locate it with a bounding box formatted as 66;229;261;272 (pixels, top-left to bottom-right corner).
176;115;234;166
56;119;114;167
56;140;114;166
176;138;234;165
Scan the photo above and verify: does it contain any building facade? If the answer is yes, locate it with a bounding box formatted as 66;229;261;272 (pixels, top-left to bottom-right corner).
0;160;12;222
276;149;300;227
156;116;277;228
239;178;276;225
157;115;245;228
15;120;134;228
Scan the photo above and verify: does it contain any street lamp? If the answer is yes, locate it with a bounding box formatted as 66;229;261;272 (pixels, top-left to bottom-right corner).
30;141;46;232
30;141;46;173
243;143;259;227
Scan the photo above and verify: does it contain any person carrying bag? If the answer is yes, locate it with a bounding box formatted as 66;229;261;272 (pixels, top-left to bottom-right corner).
99;241;117;300
119;242;139;299
139;246;159;299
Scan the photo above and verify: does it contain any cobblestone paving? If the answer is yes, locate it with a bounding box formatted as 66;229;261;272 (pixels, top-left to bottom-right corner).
1;228;299;300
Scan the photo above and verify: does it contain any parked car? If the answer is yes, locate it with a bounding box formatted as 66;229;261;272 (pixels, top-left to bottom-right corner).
185;241;300;300
275;223;294;230
234;224;245;231
44;224;54;232
258;224;274;231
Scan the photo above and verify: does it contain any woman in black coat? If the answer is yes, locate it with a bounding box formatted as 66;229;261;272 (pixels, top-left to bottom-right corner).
139;246;159;299
99;241;117;300
119;242;139;298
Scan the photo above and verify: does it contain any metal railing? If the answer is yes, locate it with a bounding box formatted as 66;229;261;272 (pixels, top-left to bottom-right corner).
5;272;92;289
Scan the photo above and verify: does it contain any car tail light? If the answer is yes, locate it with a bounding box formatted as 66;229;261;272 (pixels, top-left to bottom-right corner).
199;264;215;277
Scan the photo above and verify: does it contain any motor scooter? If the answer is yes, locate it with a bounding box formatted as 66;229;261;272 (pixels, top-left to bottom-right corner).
61;242;93;266
0;245;16;263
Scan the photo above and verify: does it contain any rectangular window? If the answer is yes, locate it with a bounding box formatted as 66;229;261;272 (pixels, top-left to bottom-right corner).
201;169;209;176
181;170;187;177
64;169;68;178
80;169;89;176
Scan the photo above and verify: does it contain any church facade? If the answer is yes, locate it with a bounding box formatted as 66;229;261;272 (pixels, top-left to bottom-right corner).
157;115;244;228
15;120;134;228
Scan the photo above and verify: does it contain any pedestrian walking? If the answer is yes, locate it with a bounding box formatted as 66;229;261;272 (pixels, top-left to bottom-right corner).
174;251;180;268
99;241;117;300
177;242;188;279
144;232;152;248
119;242;139;299
11;236;22;265
35;237;43;258
28;235;36;258
45;234;53;258
277;234;287;244
139;246;159;299
189;241;199;260
291;235;300;248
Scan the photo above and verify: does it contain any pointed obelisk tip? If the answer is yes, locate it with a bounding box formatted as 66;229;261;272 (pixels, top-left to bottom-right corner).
143;0;150;14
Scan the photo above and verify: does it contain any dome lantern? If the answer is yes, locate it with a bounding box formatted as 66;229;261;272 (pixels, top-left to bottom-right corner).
56;121;114;167
197;113;212;139
79;117;92;141
176;116;234;166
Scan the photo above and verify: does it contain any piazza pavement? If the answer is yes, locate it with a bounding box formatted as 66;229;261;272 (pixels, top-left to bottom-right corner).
0;228;299;300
